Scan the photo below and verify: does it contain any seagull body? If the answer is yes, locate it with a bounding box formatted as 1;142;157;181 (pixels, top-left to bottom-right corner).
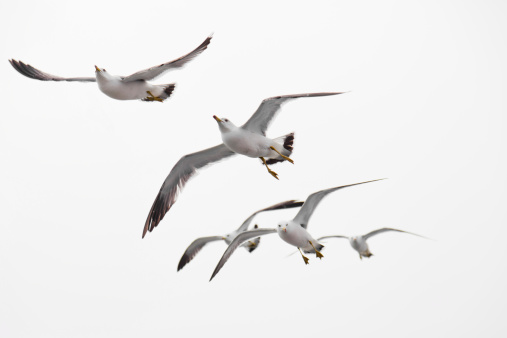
143;92;344;238
318;228;426;259
277;220;322;252
216;120;292;160
94;70;172;101
177;200;303;271
9;35;212;102
209;179;384;281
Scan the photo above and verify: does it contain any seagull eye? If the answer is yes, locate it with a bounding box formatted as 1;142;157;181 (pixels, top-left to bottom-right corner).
224;119;229;122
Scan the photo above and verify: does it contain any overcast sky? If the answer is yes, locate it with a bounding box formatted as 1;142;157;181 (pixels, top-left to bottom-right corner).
1;0;506;337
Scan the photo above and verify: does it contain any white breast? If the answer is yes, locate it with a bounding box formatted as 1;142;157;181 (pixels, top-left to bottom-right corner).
222;129;271;158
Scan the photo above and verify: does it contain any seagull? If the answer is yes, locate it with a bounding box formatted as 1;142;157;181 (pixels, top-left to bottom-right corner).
177;200;304;271
143;91;344;238
318;228;427;260
209;178;384;281
9;35;212;102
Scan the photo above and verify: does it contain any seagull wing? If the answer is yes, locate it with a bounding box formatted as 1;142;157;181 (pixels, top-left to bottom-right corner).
9;59;96;82
210;228;277;281
241;92;344;136
293;178;386;229
236;200;304;232
177;236;225;271
143;144;235;238
363;228;428;240
122;35;212;82
317;235;349;241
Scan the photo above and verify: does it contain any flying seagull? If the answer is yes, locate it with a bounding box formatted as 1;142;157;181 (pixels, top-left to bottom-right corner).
209;179;384;281
9;35;212;102
143;91;344;238
177;200;304;271
318;228;427;260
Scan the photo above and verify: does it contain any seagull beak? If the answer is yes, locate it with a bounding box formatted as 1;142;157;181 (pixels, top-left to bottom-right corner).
283;227;287;232
213;115;222;123
95;65;101;72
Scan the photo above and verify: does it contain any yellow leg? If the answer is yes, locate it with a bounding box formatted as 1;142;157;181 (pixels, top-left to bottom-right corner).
260;157;279;180
298;248;310;265
146;91;163;102
269;146;294;164
359;254;362;260
309;241;324;259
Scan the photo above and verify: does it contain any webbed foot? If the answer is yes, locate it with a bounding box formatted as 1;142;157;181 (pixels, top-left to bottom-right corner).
146;91;163;102
270;146;294;164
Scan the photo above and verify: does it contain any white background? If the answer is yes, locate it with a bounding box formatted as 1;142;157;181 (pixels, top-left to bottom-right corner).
1;0;506;337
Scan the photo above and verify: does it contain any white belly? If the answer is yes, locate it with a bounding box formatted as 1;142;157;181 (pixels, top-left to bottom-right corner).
222;130;273;158
97;80;160;100
278;225;312;249
350;237;368;253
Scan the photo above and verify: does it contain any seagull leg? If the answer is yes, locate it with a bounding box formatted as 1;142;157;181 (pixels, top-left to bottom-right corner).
298;248;310;265
309;241;324;259
359;254;362;260
260;157;279;180
269;146;294;164
146;91;164;102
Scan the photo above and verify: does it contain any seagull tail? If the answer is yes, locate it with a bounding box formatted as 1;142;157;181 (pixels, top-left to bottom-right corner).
265;132;294;165
160;83;176;101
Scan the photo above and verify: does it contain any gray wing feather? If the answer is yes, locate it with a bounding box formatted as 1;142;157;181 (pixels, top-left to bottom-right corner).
143;144;235;238
293;178;386;229
241;92;344;136
122;35;212;82
236;200;304;232
363;228;427;240
317;235;349;241
9;59;96;82
177;236;224;271
210;228;277;281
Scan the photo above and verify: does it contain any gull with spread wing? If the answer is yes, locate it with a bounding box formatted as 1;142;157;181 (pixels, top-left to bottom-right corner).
209;179;384;281
143;91;343;238
318;228;427;260
177;200;303;271
9;35;212;102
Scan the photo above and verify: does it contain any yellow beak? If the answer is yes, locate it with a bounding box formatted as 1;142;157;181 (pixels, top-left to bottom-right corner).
213;115;222;122
94;65;101;72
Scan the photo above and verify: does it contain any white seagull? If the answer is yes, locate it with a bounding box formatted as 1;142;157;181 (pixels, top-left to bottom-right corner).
143;91;344;238
209;179;384;281
318;228;427;260
9;35;212;102
177;200;304;271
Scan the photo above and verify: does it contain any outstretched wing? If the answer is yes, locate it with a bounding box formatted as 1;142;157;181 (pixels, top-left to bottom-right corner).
122;35;212;82
236;200;304;232
241;92;344;136
9;59;96;82
210;228;277;281
143;144;235;238
293;178;386;229
363;228;427;240
177;236;224;271
317;235;348;241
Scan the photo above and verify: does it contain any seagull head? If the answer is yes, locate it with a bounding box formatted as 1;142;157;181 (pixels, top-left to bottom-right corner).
213;115;235;133
277;222;288;233
94;66;112;81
